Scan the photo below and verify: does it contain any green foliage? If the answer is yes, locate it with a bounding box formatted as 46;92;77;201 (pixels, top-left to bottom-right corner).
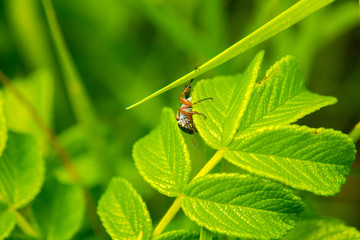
0;206;16;239
0;131;44;209
237;56;337;132
154;230;199;240
192;51;263;148
97;177;152;240
1;0;359;239
0;92;6;156
193;55;355;196
133;108;191;197
226;125;355;195
182;173;304;239
31;178;84;240
284;218;360;239
3;69;54;150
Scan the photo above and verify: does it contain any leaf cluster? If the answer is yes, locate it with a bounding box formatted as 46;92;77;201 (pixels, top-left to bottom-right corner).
97;53;357;239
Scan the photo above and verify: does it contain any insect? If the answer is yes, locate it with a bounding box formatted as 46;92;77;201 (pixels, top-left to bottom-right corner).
176;79;212;144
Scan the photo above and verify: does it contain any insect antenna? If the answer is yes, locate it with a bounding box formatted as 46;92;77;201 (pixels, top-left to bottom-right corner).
191;134;195;146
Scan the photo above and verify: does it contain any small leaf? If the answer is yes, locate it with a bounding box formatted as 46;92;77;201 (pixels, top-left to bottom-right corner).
238;55;337;133
284;218;360;239
0;92;7;156
154;230;199;240
31;178;84;240
4;69;54;150
0;205;16;239
0;131;44;208
226;125;356;195
192;51;264;148
181;173;304;239
97;177;152;240
133;107;191;196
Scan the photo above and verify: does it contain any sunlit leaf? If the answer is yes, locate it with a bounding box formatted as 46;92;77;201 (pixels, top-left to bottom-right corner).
133;107;191;197
192;51;263;148
284;218;360;239
0;131;44;208
238;55;337;133
153;230;199;240
31;178;84;240
181;173;304;239
0;204;16;239
225;125;355;195
97;177;152;240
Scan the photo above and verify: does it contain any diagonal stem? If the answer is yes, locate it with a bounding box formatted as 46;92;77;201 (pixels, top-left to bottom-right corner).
152;147;226;237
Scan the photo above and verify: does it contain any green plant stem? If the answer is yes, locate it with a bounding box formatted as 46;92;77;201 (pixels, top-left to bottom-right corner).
40;0;97;127
152;196;183;238
193;148;226;179
14;210;40;238
152;148;226;237
349;121;360;143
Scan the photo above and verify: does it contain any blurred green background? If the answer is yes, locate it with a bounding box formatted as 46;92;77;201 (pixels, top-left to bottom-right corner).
0;0;359;237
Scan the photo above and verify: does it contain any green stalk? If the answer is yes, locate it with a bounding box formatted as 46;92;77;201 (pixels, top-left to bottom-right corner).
126;0;334;110
41;0;97;126
152;148;225;237
14;210;40;239
349;121;360;143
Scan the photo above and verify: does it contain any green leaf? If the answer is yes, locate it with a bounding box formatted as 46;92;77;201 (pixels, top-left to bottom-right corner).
284;218;360;239
0;92;7;156
0;206;16;239
4;69;53;150
154;230;199;240
133;107;191;197
238;55;337;133
126;0;334;110
225;125;356;195
181;173;304;239
0;131;44;208
31;178;84;240
97;177;152;240
192;51;264;148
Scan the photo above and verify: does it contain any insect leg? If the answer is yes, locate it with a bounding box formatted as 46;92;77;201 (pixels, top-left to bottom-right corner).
179;79;194;99
189;111;206;119
192;97;213;105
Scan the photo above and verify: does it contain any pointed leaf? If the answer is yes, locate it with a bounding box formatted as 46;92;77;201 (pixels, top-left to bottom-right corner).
133;107;191;196
154;230;199;240
226;125;356;195
31;178;84;240
192;52;264;148
0;131;44;208
181;173;304;239
0;205;16;239
238;55;336;133
284;218;360;240
4;69;54;150
0;92;7;156
97;177;152;240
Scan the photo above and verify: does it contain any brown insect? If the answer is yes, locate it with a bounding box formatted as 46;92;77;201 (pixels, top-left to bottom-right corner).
176;79;212;144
